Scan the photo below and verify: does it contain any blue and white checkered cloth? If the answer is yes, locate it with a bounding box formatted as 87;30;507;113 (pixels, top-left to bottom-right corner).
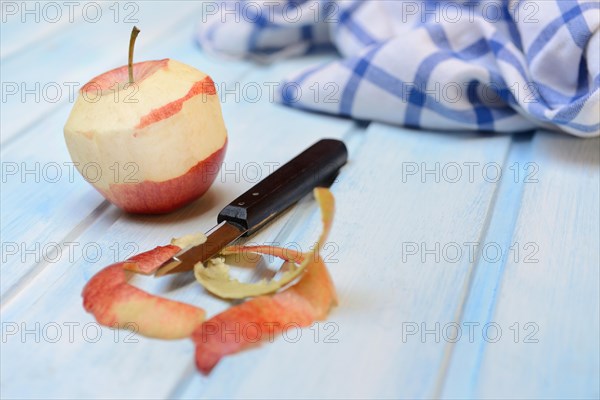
197;1;599;137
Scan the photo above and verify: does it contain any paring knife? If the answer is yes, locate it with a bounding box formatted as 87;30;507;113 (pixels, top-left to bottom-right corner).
154;139;348;277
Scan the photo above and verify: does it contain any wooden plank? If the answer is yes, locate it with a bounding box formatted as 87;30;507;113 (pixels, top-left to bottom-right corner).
0;0;79;60
0;1;206;144
0;11;252;303
0;53;355;398
438;133;536;397
176;124;513;399
470;132;600;399
0;106;109;302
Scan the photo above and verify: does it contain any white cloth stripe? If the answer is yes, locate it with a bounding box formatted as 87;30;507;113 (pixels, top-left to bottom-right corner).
197;0;600;137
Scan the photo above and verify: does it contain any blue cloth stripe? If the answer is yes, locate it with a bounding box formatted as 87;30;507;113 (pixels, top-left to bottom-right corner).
420;1;451;49
422;23;451;50
527;2;599;62
301;25;312;41
405;38;492;126
557;1;591;49
198;0;600;136
338;2;376;46
575;55;590;96
468;81;495;130
339;44;380;115
246;7;269;51
343;55;517;127
502;2;523;51
280;63;327;106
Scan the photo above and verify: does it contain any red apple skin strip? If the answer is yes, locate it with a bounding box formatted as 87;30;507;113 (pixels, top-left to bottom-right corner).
193;255;336;374
124;244;180;274
83;188;337;366
136;75;217;129
82;245;206;339
100;140;227;215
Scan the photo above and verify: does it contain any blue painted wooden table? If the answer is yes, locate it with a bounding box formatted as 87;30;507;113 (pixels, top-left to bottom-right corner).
1;3;598;399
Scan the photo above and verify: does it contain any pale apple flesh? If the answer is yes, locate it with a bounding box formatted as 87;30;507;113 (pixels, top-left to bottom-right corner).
64;58;227;214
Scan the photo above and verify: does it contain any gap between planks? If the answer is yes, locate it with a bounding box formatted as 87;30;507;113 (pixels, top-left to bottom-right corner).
432;132;535;398
0;201;110;309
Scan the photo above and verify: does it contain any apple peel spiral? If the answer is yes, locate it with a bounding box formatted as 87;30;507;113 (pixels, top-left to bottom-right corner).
81;188;338;373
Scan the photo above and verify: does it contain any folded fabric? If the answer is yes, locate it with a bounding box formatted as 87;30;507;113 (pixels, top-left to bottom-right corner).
197;0;599;137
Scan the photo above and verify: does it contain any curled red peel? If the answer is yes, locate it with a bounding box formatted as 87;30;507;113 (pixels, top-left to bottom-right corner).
124;244;180;274
192;256;336;374
192;188;337;373
194;188;336;299
82;244;206;339
81;188;338;372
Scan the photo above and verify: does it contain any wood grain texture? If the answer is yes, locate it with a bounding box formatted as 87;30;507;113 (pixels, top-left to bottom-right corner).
472;132;600;399
439;132;535;398
2;4;598;399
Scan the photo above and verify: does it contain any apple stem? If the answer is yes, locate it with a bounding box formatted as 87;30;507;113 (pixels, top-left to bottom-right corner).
128;26;140;84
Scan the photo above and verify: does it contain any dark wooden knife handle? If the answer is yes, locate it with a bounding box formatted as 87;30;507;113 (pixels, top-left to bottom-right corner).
217;139;348;232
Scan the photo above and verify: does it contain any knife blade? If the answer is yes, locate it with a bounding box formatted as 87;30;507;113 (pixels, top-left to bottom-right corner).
154;138;348;277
